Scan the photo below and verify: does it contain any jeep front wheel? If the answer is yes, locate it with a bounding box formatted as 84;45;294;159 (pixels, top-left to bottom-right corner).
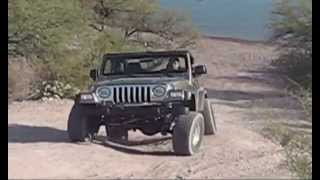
67;104;100;142
172;112;204;155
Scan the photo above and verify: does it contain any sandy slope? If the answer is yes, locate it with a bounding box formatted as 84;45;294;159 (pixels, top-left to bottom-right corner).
8;38;297;179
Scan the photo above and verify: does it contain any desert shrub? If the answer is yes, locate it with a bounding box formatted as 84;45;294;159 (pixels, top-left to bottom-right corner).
8;69;16;102
287;79;312;122
39;31;141;91
262;124;312;179
8;0;92;99
273;51;312;89
270;0;312;89
8;59;37;101
285;135;312;179
8;0;89;59
262;123;294;147
31;80;80;100
270;2;312;177
8;0;197;100
27;31;144;99
267;83;312;179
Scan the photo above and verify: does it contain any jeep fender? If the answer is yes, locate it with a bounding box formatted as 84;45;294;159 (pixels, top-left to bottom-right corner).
190;88;207;112
197;88;207;112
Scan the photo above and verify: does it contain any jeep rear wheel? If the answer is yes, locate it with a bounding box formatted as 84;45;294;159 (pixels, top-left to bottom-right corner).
67;104;100;142
202;99;217;135
172;112;204;155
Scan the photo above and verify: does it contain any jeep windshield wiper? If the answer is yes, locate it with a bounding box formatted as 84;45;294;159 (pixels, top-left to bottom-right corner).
141;70;178;77
123;73;145;77
103;73;141;77
104;72;181;78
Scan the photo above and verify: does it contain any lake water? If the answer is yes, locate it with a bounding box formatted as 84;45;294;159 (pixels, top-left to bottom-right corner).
159;0;274;41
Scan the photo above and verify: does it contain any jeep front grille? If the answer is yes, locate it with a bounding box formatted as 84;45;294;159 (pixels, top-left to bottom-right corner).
112;85;151;104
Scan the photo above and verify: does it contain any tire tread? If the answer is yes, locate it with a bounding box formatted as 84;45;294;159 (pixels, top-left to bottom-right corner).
173;112;204;155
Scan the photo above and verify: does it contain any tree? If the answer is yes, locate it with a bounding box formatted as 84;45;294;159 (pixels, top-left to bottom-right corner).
270;0;312;88
89;0;198;49
8;0;96;94
8;0;199;99
270;2;312;178
8;0;89;59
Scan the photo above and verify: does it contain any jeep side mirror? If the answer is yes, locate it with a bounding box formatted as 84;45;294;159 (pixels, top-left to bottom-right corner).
89;69;97;81
193;64;207;76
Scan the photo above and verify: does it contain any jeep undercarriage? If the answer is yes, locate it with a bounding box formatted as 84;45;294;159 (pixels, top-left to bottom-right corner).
91;102;187;135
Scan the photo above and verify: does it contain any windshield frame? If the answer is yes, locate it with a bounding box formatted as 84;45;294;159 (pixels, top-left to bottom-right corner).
99;54;191;78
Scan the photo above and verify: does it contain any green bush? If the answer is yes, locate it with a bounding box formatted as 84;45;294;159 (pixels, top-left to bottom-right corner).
32;80;80;100
272;51;312;88
8;0;197;101
285;135;312;179
8;68;16;101
262;124;312;179
270;2;312;176
8;60;37;101
271;0;312;89
285;78;312;122
27;31;144;99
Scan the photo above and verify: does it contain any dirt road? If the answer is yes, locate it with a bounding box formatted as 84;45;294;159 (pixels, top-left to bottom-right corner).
8;38;299;179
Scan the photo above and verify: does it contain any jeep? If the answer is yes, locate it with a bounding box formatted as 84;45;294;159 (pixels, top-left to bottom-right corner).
67;50;217;155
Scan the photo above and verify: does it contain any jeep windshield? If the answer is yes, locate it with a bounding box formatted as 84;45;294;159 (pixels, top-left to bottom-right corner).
101;55;188;77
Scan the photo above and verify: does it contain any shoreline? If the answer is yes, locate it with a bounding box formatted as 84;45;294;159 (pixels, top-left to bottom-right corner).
202;35;273;45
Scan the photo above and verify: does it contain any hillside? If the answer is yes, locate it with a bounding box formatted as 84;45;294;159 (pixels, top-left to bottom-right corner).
8;37;312;179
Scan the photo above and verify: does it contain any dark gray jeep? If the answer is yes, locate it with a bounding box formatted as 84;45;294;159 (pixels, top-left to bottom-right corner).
67;50;216;155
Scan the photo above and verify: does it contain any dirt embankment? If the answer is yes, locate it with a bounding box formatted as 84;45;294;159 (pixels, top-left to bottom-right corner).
8;38;305;179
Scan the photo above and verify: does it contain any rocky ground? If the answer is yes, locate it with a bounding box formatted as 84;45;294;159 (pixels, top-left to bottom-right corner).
8;37;310;179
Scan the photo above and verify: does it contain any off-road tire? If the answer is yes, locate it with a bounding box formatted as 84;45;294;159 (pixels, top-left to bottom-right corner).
202;99;217;135
67;104;100;142
172;112;204;155
106;126;128;142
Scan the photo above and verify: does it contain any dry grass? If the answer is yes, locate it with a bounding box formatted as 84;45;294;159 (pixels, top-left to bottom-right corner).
8;59;37;102
261;121;312;179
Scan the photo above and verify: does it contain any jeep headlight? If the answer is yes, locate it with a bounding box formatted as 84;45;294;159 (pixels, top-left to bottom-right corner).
169;90;185;99
80;94;94;100
152;86;166;97
96;86;111;99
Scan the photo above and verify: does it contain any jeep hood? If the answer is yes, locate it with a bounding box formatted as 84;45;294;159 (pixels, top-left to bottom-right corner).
94;77;190;87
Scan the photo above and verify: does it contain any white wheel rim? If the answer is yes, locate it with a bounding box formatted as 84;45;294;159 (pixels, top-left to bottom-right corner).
192;120;201;146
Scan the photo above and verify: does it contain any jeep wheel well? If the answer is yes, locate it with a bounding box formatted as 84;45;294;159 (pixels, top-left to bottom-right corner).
188;94;196;111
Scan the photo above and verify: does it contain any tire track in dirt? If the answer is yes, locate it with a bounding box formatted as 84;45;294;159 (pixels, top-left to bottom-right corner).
137;100;290;178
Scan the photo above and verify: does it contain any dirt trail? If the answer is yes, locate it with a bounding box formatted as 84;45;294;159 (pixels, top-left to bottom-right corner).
8;38;299;179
